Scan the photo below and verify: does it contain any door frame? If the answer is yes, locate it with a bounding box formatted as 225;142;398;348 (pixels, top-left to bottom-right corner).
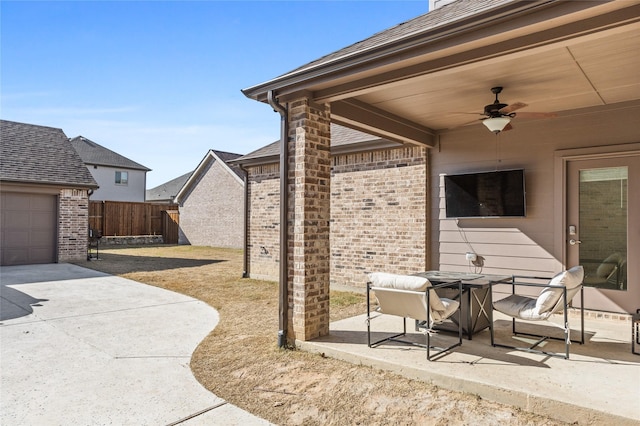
554;143;640;266
554;143;640;312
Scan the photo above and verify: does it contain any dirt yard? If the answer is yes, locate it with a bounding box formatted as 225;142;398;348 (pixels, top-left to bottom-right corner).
76;245;565;425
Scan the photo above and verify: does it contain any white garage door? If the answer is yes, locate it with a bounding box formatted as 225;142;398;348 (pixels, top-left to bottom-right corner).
1;192;57;266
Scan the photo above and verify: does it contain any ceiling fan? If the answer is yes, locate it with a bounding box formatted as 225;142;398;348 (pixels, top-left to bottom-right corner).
466;87;556;133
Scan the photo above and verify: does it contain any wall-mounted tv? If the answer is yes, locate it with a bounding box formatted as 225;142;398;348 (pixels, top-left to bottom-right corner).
444;169;526;218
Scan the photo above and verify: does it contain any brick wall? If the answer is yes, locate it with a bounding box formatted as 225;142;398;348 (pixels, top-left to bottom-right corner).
247;163;281;280
331;146;428;286
246;145;428;289
58;188;90;262
178;159;244;248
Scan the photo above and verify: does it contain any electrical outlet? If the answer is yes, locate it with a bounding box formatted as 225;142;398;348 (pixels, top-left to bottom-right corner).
465;252;477;262
472;255;485;267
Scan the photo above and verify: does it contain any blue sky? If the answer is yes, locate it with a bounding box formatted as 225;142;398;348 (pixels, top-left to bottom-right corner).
1;1;429;188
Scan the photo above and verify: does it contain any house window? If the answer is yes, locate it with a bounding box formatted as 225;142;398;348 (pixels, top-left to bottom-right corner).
115;171;128;185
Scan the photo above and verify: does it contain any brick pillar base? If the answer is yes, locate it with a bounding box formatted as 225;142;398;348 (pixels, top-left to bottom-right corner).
287;97;331;341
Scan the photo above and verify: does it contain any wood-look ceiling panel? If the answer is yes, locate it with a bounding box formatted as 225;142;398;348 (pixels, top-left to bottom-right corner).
568;28;640;104
327;17;639;135
599;85;640;105
517;92;605;116
355;47;599;130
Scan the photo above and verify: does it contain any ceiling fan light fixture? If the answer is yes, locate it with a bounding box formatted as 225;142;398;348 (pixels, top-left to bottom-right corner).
482;116;511;133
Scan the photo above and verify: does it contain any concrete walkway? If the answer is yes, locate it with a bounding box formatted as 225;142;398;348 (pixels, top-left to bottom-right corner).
0;263;272;426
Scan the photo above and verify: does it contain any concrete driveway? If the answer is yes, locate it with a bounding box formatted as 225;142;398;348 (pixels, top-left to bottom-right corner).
1;263;271;426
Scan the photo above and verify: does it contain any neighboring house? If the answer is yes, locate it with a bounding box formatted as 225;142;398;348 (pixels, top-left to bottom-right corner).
146;171;192;204
70;136;150;202
240;0;640;342
175;150;244;248
235;124;418;283
0;120;98;266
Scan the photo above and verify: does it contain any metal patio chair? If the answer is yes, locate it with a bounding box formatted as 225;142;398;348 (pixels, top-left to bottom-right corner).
492;265;585;359
366;272;463;361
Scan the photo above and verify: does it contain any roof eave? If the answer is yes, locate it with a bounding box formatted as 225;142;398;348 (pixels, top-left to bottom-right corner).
241;0;567;102
231;154;280;167
84;161;151;172
0;178;99;190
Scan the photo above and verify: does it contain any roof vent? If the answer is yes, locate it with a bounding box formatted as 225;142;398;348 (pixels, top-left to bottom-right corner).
429;0;456;10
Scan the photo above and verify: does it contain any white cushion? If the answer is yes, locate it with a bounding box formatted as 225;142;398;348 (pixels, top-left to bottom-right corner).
431;298;460;323
493;294;549;320
368;272;429;291
596;253;621;278
535;266;584;314
373;288;430;321
368;272;447;313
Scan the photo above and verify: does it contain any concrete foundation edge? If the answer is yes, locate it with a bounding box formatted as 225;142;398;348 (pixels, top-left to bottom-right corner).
295;340;636;426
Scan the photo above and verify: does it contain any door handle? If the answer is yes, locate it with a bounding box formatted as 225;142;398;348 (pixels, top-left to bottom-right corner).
569;239;582;245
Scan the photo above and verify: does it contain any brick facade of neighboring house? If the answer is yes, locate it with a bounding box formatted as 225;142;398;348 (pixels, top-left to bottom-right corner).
176;150;244;248
1;120;98;266
238;125;428;288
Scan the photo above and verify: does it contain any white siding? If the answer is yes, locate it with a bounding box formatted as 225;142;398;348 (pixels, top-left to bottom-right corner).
87;166;147;202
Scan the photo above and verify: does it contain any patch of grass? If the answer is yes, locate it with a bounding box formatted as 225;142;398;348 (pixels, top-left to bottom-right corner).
330;290;364;307
75;246;565;426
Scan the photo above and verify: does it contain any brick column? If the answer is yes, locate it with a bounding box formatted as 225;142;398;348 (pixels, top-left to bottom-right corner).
58;188;90;262
287;96;331;341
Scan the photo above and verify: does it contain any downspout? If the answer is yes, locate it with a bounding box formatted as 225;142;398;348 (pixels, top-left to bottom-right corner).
239;164;249;278
268;90;289;349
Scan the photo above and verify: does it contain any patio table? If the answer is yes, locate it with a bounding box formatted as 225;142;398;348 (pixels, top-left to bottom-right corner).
413;271;512;341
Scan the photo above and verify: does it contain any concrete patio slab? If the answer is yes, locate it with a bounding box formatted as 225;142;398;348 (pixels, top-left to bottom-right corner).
298;310;640;425
1;263;272;426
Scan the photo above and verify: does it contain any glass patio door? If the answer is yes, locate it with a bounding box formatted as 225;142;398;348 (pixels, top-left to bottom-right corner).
567;155;639;313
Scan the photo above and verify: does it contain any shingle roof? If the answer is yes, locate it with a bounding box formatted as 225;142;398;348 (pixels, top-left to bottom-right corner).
236;141;280;164
146;171;192;202
0;120;98;188
331;124;387;145
292;0;514;72
284;0;510;76
69;136;151;171
211;150;244;179
234;124;400;165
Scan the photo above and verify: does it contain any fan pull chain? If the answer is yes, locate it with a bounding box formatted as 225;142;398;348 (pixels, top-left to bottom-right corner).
495;132;501;171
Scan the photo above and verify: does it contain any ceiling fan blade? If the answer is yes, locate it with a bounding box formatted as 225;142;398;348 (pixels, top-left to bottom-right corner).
514;111;557;119
461;118;482;127
502;123;514;132
447;118;481;130
500;102;528;114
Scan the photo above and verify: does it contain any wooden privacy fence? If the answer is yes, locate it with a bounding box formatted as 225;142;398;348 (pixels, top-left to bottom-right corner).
162;210;179;244
89;201;179;243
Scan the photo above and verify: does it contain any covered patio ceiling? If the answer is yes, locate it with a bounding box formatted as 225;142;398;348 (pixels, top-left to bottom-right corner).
243;0;640;147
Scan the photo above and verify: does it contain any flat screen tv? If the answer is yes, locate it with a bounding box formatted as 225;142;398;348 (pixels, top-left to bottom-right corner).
444;169;526;218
